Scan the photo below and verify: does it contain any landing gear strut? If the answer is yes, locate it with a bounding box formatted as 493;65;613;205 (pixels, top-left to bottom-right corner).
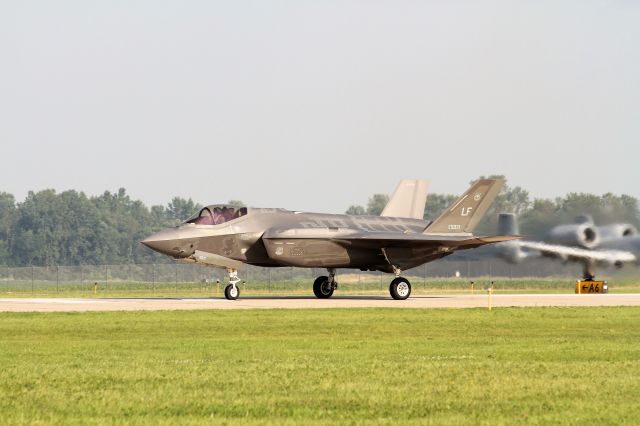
224;268;241;300
313;268;337;299
389;267;412;300
582;263;596;281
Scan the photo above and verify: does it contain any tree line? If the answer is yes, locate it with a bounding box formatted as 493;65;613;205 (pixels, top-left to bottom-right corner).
1;177;638;266
0;189;207;266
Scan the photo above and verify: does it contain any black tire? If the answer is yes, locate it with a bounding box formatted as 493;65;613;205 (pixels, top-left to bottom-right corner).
389;277;411;300
224;284;240;300
313;276;334;299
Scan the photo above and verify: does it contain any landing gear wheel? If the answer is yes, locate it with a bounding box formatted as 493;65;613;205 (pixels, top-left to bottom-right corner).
313;276;334;299
224;284;240;300
389;277;411;300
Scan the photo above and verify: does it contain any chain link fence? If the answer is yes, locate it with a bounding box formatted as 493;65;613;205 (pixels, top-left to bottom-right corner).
0;259;636;296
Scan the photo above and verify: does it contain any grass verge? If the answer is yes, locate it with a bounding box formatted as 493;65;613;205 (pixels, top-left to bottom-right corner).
1;308;639;424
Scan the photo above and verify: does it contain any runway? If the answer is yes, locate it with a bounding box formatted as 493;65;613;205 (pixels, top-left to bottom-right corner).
1;293;640;312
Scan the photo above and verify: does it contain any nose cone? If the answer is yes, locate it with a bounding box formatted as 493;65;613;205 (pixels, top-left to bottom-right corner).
140;235;174;256
141;228;196;258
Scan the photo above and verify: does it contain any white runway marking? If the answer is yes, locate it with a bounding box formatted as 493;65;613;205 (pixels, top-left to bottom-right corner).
0;294;640;312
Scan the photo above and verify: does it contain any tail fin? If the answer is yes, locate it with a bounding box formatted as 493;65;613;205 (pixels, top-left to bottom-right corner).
495;212;543;263
495;212;526;263
381;179;429;219
498;213;519;235
424;179;504;234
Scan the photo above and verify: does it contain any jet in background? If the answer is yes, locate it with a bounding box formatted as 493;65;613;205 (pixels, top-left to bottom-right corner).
496;213;638;280
142;179;517;300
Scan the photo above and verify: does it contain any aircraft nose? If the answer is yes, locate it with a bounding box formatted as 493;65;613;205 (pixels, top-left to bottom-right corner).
140;235;172;255
141;229;196;258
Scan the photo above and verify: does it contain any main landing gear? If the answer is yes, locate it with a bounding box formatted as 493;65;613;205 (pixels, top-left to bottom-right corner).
224;268;241;300
389;267;411;300
389;277;411;300
311;267;413;300
313;268;337;299
582;263;596;281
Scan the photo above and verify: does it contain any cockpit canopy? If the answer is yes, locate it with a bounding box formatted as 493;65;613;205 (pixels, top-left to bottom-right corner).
185;205;248;226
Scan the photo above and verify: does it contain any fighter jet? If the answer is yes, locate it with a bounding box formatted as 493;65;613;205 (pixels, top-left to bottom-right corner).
142;179;517;300
496;213;638;280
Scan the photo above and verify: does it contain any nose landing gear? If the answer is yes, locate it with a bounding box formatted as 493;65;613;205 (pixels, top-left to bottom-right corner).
224;268;241;300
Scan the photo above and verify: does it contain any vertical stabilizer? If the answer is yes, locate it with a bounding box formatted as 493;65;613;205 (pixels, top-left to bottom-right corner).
381;179;430;219
498;213;519;235
424;179;504;234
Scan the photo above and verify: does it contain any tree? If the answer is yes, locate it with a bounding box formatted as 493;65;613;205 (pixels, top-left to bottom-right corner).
518;198;559;238
423;194;457;221
167;197;202;224
227;200;246;208
603;193;640;226
345;205;366;215
366;194;389;215
11;189;106;266
0;192;15;265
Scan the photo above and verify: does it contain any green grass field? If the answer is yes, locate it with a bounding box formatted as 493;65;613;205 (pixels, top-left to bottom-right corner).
1;308;639;424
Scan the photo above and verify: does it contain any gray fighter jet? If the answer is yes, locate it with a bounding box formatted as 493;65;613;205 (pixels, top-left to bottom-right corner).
496;213;638;280
142;179;517;300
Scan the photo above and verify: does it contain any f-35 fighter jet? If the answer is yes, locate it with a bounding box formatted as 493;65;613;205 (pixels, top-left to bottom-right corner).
142;179;518;300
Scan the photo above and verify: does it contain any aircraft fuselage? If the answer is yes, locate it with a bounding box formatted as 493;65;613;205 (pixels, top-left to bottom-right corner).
142;208;437;272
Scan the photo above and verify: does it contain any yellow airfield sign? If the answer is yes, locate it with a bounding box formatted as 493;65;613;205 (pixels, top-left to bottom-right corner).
575;280;608;294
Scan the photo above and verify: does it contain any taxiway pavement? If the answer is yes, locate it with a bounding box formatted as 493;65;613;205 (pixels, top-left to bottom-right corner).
1;294;640;312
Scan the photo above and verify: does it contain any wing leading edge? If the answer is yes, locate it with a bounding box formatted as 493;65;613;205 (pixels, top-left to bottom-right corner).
511;240;636;265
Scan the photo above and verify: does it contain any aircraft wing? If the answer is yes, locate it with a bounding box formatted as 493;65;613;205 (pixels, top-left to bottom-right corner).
263;227;520;249
515;240;636;266
336;232;519;249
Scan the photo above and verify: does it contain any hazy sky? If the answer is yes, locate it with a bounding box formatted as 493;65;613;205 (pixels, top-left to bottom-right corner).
1;1;638;213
